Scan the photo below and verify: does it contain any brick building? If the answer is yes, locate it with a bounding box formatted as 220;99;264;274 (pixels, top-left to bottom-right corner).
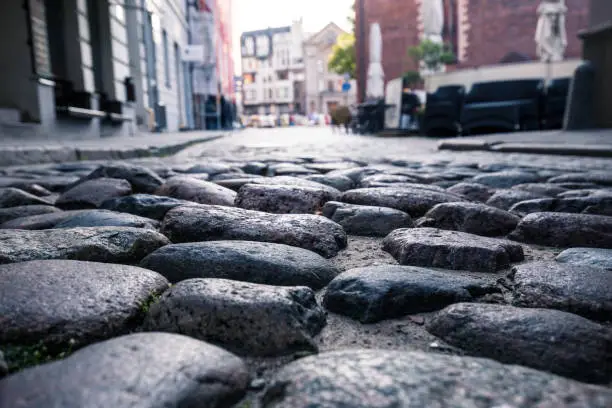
356;0;589;102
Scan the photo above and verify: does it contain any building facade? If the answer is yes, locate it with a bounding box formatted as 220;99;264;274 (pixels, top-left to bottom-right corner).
304;23;358;115
215;0;234;103
188;0;235;130
0;0;193;140
240;21;306;115
142;0;191;132
581;0;612;128
355;0;589;102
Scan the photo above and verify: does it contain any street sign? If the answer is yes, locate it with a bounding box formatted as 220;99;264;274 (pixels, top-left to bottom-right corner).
342;82;351;92
343;73;351;81
182;45;205;62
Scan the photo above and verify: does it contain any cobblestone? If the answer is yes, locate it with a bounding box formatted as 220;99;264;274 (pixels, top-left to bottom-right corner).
1;128;612;406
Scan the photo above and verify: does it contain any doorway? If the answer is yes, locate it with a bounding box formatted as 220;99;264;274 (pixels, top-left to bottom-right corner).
174;42;183;128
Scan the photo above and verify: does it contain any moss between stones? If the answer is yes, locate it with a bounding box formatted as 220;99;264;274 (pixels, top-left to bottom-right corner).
2;339;76;374
2;290;169;374
139;291;162;315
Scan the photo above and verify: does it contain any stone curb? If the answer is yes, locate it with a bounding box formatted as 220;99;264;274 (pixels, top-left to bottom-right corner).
0;134;225;167
490;143;612;157
438;140;612;157
437;140;493;151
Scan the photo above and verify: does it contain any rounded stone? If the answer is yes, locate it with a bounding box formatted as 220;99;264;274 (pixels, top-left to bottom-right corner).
12;176;80;192
52;210;159;229
416;202;520;237
245;176;342;196
267;163;317;176
383;227;524;272
0;333;249;408
0;188;53;208
0;227;170;265
486;189;546;210
235;184;338;214
508;198;556;215
260;349;612;407
0;210;90;230
304;161;361;173
512;183;568;196
323;265;499;323
7;183;53;197
144;278;326;356
140;241;339;288
155;176;237;206
556;247;612;270
446;182;494;202
0;260;169;348
185;162;239;176
548;172;612;187
341;186;467;217
161;205;347;258
55;178;132;209
509;261;612;321
509;212;612;248
359;174;420;187
325;166;382;183
211;172;261;181
304;174;355;192
0;206;61;224
322;201;413;237
426;303;612;384
75;163;164;193
471;171;542;188
100;194;189;220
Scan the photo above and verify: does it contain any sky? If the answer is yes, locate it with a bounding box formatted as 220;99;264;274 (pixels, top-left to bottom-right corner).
231;0;354;75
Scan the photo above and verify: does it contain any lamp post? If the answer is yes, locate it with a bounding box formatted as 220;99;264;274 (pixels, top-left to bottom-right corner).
186;0;196;129
357;0;366;103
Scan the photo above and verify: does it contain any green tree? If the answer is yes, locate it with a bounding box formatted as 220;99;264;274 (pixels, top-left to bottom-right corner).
402;70;423;88
328;3;357;79
328;33;356;79
408;39;456;72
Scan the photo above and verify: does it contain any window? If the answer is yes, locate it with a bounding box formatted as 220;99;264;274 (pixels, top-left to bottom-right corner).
328;80;334;92
269;89;273;99
317;60;323;73
162;30;170;88
277;70;288;81
243;73;255;85
114;4;125;22
284;88;289;98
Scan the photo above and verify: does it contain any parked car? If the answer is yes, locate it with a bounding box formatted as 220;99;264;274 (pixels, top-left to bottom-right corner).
280;114;290;127
259;115;276;128
246;115;260;127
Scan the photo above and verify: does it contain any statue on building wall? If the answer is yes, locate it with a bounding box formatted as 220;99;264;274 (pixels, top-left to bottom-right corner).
421;0;445;43
535;0;568;62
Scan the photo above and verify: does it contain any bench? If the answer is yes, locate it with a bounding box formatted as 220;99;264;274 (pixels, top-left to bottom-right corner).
541;77;571;130
422;85;465;136
461;79;544;135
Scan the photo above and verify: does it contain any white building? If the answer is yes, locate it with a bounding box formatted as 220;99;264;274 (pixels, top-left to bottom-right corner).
240;20;306;115
141;0;190;132
0;0;190;140
304;23;357;115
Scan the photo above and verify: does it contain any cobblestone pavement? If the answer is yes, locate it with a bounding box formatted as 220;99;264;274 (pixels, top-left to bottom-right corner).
174;127;612;171
0;127;611;407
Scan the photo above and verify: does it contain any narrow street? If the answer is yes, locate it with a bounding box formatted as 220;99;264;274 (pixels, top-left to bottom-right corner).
0;127;611;407
175;127;612;172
